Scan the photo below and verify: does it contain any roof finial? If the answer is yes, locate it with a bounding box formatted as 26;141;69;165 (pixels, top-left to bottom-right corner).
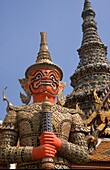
79;0;104;48
82;0;95;19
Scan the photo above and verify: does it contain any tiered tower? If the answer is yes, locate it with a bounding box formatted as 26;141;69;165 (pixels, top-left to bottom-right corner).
65;0;110;117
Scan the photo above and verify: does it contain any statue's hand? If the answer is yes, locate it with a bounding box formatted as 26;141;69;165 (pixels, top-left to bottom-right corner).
32;144;56;160
39;132;62;151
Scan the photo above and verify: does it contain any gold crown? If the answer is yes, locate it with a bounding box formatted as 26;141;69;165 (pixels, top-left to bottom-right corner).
25;32;63;80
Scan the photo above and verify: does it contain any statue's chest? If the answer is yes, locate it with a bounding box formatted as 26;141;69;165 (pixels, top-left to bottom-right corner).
17;110;42;136
17;109;72;141
52;110;72;140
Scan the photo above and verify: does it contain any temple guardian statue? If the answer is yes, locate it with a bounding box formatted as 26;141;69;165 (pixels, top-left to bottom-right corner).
0;32;90;169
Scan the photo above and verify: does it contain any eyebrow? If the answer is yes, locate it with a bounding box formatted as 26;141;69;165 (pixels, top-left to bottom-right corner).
30;70;43;76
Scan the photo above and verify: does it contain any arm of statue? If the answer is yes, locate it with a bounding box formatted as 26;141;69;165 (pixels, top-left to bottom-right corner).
0;110;56;164
58;113;90;164
0;110;34;164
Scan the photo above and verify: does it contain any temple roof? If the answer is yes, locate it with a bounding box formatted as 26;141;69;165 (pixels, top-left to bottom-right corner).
91;139;110;162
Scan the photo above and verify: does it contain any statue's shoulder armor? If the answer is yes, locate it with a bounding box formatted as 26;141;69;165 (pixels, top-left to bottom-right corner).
52;104;78;115
7;102;42;112
3;103;42;131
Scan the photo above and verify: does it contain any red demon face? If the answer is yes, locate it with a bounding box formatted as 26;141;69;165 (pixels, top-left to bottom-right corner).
29;68;60;97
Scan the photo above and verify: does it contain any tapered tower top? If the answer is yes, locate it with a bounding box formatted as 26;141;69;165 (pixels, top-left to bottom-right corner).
79;0;105;49
82;0;95;19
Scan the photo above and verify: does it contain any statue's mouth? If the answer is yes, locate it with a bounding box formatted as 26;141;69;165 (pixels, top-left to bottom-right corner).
31;80;58;91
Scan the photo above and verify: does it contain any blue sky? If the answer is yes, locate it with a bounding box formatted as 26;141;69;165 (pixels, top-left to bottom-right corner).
0;0;110;120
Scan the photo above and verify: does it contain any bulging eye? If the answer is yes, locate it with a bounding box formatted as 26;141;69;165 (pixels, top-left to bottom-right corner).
50;74;55;80
36;73;42;80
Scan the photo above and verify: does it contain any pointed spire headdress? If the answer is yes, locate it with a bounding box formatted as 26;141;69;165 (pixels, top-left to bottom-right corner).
25;32;63;80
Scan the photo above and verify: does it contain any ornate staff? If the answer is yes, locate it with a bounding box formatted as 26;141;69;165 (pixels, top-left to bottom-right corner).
41;97;54;169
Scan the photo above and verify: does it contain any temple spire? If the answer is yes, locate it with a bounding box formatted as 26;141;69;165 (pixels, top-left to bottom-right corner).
82;0;95;19
79;0;104;49
70;0;108;88
65;0;110;116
